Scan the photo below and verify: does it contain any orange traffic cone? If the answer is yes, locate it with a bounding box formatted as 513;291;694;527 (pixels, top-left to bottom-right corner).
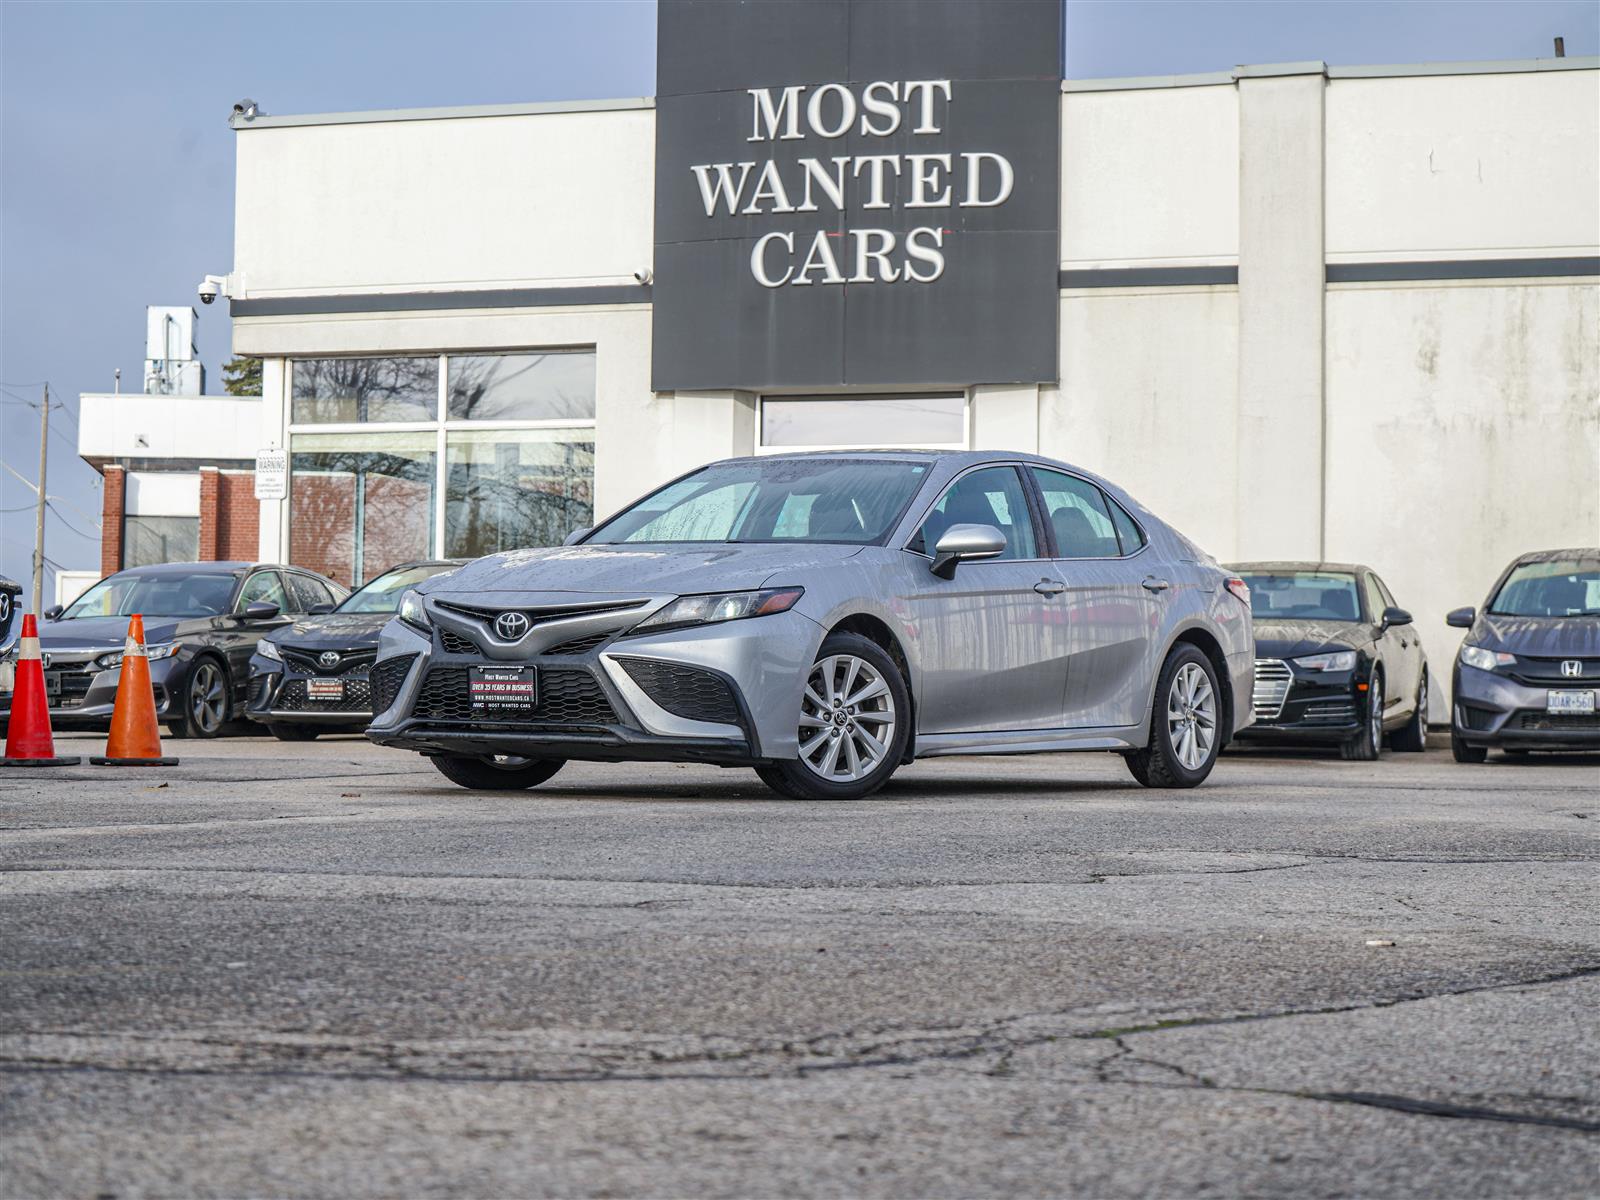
2;613;81;767
90;615;179;766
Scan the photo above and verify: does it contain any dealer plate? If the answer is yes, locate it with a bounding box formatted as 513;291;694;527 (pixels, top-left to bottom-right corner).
470;665;538;712
1546;689;1596;715
307;678;345;702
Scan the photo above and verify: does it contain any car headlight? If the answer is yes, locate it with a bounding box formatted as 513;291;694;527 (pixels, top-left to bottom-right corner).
255;639;283;663
633;588;804;634
96;642;182;670
398;589;431;630
1292;650;1357;672
1459;644;1514;672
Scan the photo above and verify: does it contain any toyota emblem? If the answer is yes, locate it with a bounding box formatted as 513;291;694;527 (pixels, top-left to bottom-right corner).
318;650;342;670
494;611;531;641
1561;659;1583;678
0;592;10;625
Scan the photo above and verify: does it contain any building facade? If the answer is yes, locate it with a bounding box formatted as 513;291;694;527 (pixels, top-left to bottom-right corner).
83;9;1600;722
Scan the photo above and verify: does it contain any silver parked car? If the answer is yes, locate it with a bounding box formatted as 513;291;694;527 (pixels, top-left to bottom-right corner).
367;451;1255;798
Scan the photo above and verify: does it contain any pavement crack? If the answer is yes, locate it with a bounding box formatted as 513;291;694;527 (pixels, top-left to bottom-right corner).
1304;1091;1600;1134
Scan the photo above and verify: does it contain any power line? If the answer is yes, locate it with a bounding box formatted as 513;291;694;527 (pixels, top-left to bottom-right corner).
44;502;97;542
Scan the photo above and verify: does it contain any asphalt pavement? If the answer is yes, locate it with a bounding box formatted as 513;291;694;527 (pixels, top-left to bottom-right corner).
2;732;1597;1198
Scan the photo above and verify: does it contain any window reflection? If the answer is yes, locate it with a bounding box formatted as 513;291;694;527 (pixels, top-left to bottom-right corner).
448;352;595;422
290;432;436;587
291;357;438;424
446;430;593;557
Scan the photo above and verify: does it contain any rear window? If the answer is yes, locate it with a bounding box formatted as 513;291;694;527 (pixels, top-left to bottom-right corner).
1489;558;1600;618
1237;571;1363;621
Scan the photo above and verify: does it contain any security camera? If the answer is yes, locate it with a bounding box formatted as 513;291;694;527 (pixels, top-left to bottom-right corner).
232;98;260;121
197;274;227;305
633;268;653;286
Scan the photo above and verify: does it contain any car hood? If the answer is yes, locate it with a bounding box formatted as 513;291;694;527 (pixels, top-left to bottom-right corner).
38;615;194;649
266;612;390;652
422;542;869;598
1253;619;1372;659
1470;613;1600;657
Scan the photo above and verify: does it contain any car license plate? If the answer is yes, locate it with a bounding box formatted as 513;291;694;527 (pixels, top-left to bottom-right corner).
470;665;537;712
1547;689;1596;715
307;679;345;702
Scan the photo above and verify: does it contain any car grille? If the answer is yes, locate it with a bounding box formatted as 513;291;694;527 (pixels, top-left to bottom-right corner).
1517;710;1600;732
369;654;417;715
1510;657;1600;687
411;666;618;725
437;627;481;656
545;631;612;656
615;657;742;725
275;678;373;714
1252;659;1292;720
46;669;95;710
280;646;378;675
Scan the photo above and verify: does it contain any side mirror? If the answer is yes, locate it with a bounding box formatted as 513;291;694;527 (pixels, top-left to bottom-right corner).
1380;606;1412;629
563;526;593;547
239;601;281;622
307;603;336;615
930;523;1006;579
1445;606;1476;629
44;605;63;620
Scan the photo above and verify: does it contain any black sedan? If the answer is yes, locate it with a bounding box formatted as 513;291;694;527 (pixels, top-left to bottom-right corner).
1447;548;1600;761
1228;561;1430;760
24;562;347;738
245;560;464;740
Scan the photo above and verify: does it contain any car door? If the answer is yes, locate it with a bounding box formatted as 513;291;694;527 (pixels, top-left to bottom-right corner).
227;570;296;703
1029;467;1168;729
900;464;1071;734
1370;570;1422;715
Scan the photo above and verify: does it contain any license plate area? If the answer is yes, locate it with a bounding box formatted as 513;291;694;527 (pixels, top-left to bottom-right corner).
1547;689;1596;715
307;679;345;702
470;665;538;713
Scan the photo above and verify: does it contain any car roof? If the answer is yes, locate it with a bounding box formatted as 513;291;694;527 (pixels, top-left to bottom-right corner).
111;561;254;575
1228;561;1370;575
1509;547;1600;564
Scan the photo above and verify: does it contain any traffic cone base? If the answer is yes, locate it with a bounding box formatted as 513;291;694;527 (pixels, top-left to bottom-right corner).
93;614;178;767
3;613;78;766
1;755;83;767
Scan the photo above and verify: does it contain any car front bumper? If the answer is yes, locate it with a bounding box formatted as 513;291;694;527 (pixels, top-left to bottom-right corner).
245;658;376;729
364;609;824;766
1453;662;1600;750
1;658;184;730
1235;661;1365;744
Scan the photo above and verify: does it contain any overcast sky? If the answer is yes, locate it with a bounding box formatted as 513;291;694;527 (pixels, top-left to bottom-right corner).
2;0;1594;594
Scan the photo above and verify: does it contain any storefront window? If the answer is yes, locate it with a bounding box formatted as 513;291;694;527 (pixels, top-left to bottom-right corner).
123;516;198;568
291;357;438;424
759;394;967;451
448;352;595;421
289;431;436;587
445;429;594;557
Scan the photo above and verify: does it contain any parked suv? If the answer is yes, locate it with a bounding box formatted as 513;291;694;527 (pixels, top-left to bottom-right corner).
1448;548;1600;761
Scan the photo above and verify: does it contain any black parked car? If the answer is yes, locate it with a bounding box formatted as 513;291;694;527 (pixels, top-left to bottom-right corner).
1228;561;1429;760
27;562;347;738
1447;548;1600;761
246;560;465;740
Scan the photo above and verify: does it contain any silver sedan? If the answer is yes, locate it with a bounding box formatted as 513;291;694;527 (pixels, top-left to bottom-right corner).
367;451;1255;798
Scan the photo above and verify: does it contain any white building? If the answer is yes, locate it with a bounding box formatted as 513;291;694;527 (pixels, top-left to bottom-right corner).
164;52;1599;722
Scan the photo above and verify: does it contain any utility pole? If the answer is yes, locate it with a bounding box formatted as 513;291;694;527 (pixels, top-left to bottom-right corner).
32;383;49;618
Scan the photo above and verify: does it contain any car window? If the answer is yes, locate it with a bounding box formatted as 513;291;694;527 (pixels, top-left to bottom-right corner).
289;573;334;611
1029;467;1122;559
60;571;238;619
1488;557;1600;617
908;466;1038;560
1361;574;1385;623
237;571;290;613
1373;573;1398;609
1236;571;1362;621
1106;496;1146;554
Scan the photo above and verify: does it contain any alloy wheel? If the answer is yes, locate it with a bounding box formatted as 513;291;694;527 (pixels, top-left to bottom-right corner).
189;662;227;734
1368;676;1384;755
797;654;898;783
1166;661;1216;771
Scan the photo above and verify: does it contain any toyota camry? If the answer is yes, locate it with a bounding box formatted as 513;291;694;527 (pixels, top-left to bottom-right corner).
365;451;1255;798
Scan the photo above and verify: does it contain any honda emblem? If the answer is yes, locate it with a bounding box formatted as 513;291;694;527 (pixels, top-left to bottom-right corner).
1561;659;1583;678
494;611;530;642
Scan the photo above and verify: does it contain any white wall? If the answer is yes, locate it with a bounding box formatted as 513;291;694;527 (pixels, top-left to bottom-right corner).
125;471;200;517
233;107;655;296
78;395;263;462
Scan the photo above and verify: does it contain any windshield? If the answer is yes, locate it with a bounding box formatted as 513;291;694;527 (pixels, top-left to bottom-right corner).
60;571;238;619
337;563;460;613
1488;558;1600;617
587;458;929;546
1237;571;1363;621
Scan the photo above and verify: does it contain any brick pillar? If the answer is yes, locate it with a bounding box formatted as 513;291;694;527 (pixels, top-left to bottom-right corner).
198;466;221;561
100;465;125;577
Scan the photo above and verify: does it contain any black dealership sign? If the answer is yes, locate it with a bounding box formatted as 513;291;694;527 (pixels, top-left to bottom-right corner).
653;0;1062;391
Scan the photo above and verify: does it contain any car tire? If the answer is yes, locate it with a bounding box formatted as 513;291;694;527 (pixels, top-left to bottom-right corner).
1124;644;1223;789
756;632;911;801
269;724;320;742
176;657;230;740
1451;730;1488;764
1341;673;1384;761
430;754;565;791
1390;670;1429;753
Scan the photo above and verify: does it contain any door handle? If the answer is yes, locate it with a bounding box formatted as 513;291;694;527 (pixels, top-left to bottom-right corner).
1142;577;1170;593
1033;579;1066;596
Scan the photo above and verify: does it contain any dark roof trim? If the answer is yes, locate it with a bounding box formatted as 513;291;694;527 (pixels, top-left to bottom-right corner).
1060;265;1238;288
232;284;652;318
1327;257;1599;283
